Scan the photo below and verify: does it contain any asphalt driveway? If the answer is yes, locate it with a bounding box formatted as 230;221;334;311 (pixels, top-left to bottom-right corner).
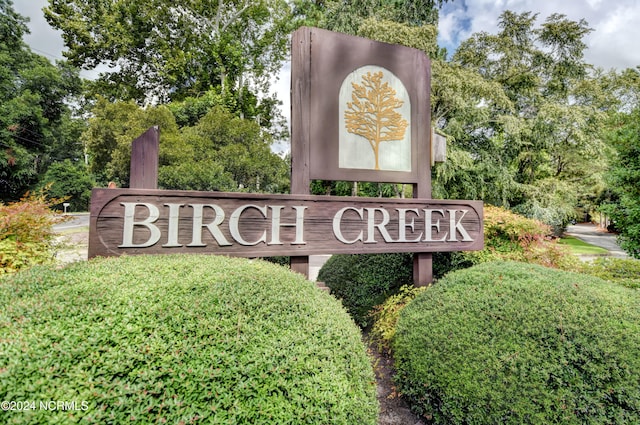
565;223;628;259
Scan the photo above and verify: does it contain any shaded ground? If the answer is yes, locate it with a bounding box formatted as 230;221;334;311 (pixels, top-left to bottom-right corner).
369;337;426;425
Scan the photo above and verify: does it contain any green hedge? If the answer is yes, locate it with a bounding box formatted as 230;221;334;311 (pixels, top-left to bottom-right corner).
394;261;640;424
0;255;378;424
317;253;414;327
579;257;640;289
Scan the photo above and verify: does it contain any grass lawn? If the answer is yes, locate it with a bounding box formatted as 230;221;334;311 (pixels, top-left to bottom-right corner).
558;235;610;255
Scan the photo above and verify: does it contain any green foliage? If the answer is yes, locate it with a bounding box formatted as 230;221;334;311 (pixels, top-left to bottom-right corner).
356;18;438;58
368;284;427;354
0;192;67;274
579;257;640;289
158;160;235;192
603;108;640;258
44;0;292;107
317;253;413;328
513;179;579;236
0;1;83;200
84;101;289;192
439;11;608;220
0;255;378;424
302;0;450;35
167;88;235;127
37;159;95;211
82;97;141;184
394;261;640;424
453;205;579;271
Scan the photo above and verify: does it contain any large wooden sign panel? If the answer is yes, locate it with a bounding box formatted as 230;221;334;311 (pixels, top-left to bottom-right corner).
292;27;430;184
89;189;483;258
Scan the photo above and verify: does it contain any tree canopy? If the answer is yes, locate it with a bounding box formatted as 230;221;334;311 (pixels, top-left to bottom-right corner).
437;11;610;230
44;0;292;106
83;99;289;193
0;0;84;200
5;0;640;259
603;107;640;258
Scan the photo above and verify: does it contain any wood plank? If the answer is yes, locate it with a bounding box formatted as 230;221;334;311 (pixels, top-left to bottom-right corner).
129;127;159;189
88;188;483;259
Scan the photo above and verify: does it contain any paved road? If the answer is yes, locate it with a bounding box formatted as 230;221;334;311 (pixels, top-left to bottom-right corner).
53;212;89;232
565;223;628;258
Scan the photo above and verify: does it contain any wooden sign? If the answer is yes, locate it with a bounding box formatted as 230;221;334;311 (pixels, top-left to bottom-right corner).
89;189;483;259
291;27;430;184
87;28;483;286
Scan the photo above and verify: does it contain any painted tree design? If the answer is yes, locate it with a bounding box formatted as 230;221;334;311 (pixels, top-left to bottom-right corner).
344;71;409;170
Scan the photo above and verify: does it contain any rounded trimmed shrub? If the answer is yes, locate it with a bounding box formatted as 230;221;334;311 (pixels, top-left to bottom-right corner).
317;253;414;327
394;261;640;424
0;255;377;424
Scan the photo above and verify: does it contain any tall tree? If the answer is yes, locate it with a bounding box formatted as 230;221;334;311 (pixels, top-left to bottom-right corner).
448;11;607;228
294;0;451;34
603;108;640;258
83;101;289;193
44;0;292;109
0;0;83;200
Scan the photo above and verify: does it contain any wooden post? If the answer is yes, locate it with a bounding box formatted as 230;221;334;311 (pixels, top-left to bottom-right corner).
413;63;433;287
289;28;312;277
130;126;159;189
413;179;433;286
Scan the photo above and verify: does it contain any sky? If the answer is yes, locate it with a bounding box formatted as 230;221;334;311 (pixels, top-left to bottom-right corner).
437;0;640;70
14;0;640;134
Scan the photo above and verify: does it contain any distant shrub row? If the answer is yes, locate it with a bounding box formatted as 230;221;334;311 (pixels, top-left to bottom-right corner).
0;255;378;424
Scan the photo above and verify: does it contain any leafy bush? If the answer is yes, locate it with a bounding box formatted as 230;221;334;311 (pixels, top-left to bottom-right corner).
602;107;640;258
579;257;640;289
0;255;378;424
319;207;578;328
454;205;578;270
317;253;414;327
368;284;426;354
0;193;67;274
394;261;640;424
513;179;578;237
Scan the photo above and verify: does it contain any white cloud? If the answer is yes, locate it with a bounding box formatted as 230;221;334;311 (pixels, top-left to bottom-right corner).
438;0;640;70
17;1;640;71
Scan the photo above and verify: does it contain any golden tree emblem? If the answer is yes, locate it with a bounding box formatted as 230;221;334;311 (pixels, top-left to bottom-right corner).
344;71;409;170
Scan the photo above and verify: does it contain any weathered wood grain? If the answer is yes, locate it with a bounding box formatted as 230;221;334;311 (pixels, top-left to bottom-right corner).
89;189;483;259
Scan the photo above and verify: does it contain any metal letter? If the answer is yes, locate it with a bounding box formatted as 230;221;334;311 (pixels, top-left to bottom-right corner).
119;202;162;248
269;205;307;245
188;204;232;247
229;205;268;246
423;209;447;242
163;203;183;247
448;209;473;242
333;207;364;244
365;207;394;243
396;208;422;242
